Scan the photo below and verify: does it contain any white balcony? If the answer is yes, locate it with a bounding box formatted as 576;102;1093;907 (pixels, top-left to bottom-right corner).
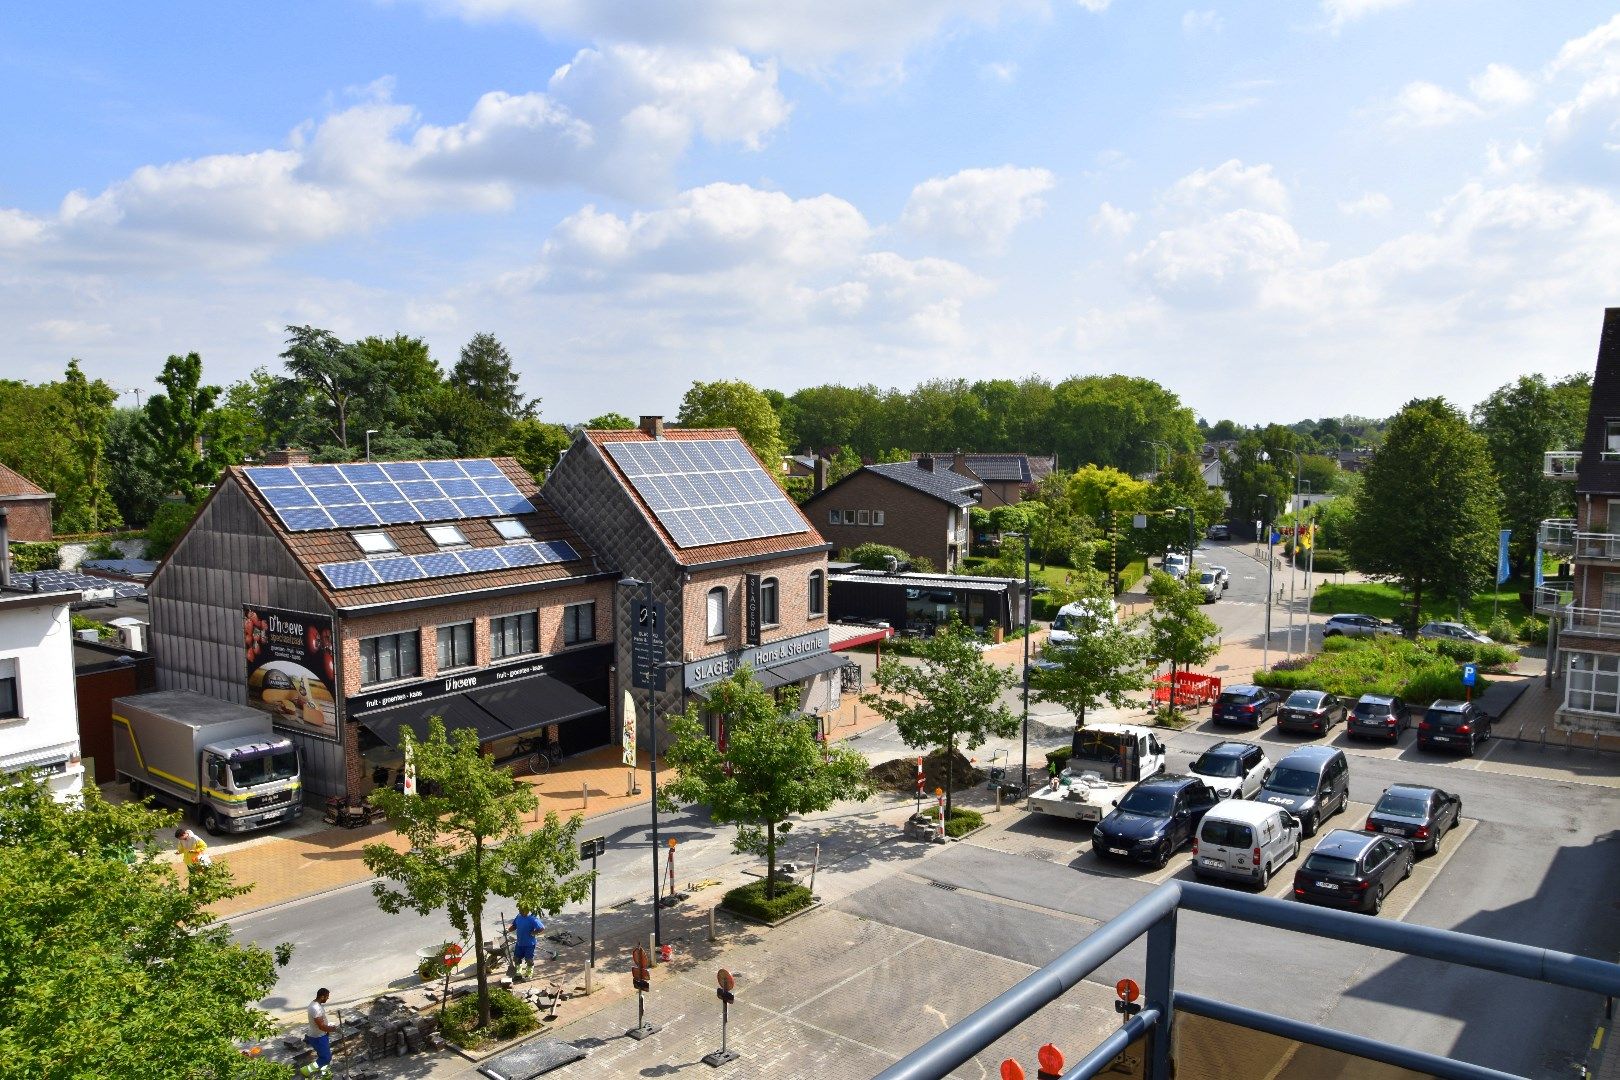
1539;519;1576;551
1576;532;1620;562
1535;581;1573;614
1564;606;1620;638
1545;451;1580;478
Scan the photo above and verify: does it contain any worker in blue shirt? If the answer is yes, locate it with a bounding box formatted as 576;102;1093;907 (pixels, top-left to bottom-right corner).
510;908;544;980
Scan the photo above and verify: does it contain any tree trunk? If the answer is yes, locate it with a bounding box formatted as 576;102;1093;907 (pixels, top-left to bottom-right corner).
765;819;777;901
944;733;955;821
1411;581;1424;634
1168;661;1179;719
473;842;490;1029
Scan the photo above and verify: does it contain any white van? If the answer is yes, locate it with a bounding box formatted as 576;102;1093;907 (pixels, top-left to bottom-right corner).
1192;800;1301;888
1047;597;1119;648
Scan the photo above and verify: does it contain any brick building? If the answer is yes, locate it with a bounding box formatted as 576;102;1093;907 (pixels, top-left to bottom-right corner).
0;462;54;541
907;451;1055;507
544;418;843;749
146;450;615;800
803;455;981;571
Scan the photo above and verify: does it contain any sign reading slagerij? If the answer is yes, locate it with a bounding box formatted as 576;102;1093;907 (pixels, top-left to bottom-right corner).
243;605;340;743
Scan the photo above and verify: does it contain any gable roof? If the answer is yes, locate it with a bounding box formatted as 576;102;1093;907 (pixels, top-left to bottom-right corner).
0;462;51;499
910;452;1052;484
860;461;982;508
581;427;827;566
224;458;607;611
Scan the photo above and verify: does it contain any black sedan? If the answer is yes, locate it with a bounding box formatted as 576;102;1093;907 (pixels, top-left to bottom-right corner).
1277;690;1349;735
1293;830;1414;915
1213;685;1279;728
1091;775;1219;869
1363;784;1462;856
1347;694;1408;742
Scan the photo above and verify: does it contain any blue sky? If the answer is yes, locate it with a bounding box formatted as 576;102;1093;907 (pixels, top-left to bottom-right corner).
4;2;1619;428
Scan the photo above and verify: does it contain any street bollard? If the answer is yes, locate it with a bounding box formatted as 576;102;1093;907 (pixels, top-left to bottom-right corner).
582;782;588;810
996;784;1003;813
708;905;717;942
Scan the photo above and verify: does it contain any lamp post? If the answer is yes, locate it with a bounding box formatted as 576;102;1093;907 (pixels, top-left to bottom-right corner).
619;576;676;949
364;429;379;462
1147;440;1171;476
1006;530;1033;791
1265;447;1303;659
1258;494;1274;673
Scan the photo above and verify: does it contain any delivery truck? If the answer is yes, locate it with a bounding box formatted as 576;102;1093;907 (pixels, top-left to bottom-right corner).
111;690;304;835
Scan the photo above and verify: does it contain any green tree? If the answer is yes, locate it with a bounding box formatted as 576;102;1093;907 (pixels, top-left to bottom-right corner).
56;359;122;532
1047;375;1199;473
105;407;167;527
1030;582;1151;728
1347;398;1500;622
280;325;378;454
863;618;1018;816
1471;373;1589;570
660;670;871;900
584;412;637;430
1142;453;1224;560
1299;454;1343;497
0;779;287;1079
140;352;238;501
1144;570;1220;717
363;718;592;1031
677;380;787;467
1221;433;1292;537
496;419;574;478
450;333;534;433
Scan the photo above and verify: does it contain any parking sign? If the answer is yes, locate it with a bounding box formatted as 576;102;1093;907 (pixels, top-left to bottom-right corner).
1462;663;1477;687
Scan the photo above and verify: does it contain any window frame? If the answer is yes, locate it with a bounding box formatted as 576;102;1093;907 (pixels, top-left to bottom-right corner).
808;569;825;617
425;523;469;548
435;621;475;671
490;612;538;660
842;510;856;525
0;658;19;720
359;631;421;686
491;518;531;541
706;586;727;639
353;530;398;556
857;509;871;525
563;602;596;647
827;509;841;526
873;510;886;526
760;577;780;627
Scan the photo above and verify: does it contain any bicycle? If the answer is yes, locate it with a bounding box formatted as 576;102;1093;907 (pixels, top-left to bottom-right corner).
512;738;562;776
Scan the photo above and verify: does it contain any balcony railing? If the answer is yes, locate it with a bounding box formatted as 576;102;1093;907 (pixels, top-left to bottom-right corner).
1564;606;1620;637
1539;518;1576;550
1545;450;1580;478
1576;531;1620;561
1535;581;1573;614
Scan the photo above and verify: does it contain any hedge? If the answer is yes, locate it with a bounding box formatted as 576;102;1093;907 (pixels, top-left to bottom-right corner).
1252;636;1496;702
723;880;815;922
9;542;60;573
440;986;538;1047
920;806;984;838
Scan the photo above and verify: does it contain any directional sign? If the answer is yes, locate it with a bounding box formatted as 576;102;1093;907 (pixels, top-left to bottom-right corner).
1462;663;1477;687
580;836;607;860
1115;978;1140;1002
630;597;668;690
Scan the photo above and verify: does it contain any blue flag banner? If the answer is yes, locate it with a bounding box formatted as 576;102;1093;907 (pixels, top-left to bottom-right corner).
1497;529;1512;585
1535;549;1545;589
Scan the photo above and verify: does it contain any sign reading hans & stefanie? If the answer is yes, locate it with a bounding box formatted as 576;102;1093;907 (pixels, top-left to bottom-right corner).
684;629;831;689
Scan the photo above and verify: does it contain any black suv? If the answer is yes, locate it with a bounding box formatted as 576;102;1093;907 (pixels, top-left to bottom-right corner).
1091;774;1219;868
1255;745;1350;838
1213;685;1279;729
1293;829;1414;915
1348;694;1409;742
1417;700;1492;754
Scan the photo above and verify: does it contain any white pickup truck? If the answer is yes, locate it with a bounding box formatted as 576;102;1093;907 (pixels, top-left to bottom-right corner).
1024;723;1168;824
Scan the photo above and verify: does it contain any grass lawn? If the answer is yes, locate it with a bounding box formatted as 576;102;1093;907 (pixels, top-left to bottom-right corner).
1311;579;1531;627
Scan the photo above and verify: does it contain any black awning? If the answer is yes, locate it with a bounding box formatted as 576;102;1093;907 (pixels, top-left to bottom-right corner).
467;676;604;738
359;692;506;748
753;651;850;692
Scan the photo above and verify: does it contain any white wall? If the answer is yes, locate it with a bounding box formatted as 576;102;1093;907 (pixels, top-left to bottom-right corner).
0;598;84;801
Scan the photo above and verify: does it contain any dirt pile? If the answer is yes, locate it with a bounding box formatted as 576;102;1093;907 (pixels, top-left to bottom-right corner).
867;749;986;793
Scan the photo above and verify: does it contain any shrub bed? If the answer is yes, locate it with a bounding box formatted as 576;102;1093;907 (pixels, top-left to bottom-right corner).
917;806;984;838
440;987;538;1048
1253;636;1493;702
723;880;815;922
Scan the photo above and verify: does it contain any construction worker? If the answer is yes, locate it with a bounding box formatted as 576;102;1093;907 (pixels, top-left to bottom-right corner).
174;827;210;886
301;988;337;1076
510;908;543;980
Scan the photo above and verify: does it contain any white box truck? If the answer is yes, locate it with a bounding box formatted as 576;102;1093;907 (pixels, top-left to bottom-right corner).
111;690;303;835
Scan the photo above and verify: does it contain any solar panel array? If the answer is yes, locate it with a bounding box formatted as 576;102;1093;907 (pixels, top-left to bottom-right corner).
241;459;535;532
316;541;581;590
603;439;806;549
12;569;147;600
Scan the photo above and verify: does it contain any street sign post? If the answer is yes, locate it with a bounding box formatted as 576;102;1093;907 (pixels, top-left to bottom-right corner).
702;969;740;1067
630;597;668;690
626;945;659;1040
580;836;606;971
1463;662;1477;702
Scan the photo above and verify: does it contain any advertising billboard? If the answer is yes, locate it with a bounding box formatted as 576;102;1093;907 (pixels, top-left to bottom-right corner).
243;605;339;742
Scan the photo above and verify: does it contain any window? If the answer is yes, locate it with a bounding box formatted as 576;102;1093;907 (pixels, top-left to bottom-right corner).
808;570;825;616
0;658;17;720
1607;419;1620;454
491;612;537;659
1568;652;1620;715
492;518;530;541
828;509;841;526
842;510;856;525
707;587;727;638
760;578;779;626
436;622;474;670
563;602;596;646
354;531;397;556
425;524;468;548
873;511;885;526
857;509;871;525
360;632;420;685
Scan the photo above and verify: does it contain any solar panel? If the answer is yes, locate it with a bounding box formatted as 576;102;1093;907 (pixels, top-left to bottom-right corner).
603;439;804;549
380;461;427;482
339;463;387;484
423;461;465;480
371;557;426;583
318;561;382;589
328;504;383;528
243;466;300;488
314;541;581;589
281;507;336;531
13;569;148;600
241;459;536;532
462;459;503;478
458;547;505;573
537;540;580;563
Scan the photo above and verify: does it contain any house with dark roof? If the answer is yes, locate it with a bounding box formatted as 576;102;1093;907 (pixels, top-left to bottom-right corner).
544;417;843;750
145;449;616;800
0;462;54;541
908;451;1054;507
804;453;981;571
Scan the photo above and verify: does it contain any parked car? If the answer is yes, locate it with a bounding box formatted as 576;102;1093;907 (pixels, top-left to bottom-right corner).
1209;565;1231;591
1187;741;1272;801
1347;694;1409;742
1212;685;1279;728
1091;774;1219;868
1323;613;1401;639
1206;524;1230;540
1047;597;1119;649
1255;745;1350;837
1196;570;1222;603
1161;552;1189;579
1417;621;1493;644
1194;799;1301;888
1417;700;1493;754
1277;689;1349;735
1363;784;1463;857
1293;830;1414;915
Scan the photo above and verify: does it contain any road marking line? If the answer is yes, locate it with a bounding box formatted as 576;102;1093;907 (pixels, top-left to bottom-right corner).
1595;1026;1606;1051
902;870;1100;927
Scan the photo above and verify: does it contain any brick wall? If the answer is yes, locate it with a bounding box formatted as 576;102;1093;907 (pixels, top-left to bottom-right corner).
2;498;54;541
680;550;827;663
804;472;961;570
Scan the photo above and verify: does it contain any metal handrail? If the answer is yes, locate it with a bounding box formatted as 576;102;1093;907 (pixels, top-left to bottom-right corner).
1544;450;1580;478
1534;581;1573;612
1565;606;1620;636
1576;531;1620;559
1537;518;1576;548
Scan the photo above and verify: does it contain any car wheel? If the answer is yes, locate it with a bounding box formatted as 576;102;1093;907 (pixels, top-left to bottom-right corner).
1302;813;1317;838
1258;861;1272;889
1154;841;1171;869
1370;885;1385;915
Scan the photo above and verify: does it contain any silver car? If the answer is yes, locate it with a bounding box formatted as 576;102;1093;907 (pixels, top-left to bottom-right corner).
1417;621;1492;644
1323;613;1401;639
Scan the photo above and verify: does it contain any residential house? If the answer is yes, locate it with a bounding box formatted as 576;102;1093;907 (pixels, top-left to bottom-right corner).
908;451;1054;507
804;454;981;571
0;463;54;541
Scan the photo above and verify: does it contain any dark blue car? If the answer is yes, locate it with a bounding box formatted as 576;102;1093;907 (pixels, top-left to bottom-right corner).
1091;774;1219;868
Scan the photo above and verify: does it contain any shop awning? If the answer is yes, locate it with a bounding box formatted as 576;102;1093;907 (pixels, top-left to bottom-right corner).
467;677;604;738
752;651;851;692
359;693;507;748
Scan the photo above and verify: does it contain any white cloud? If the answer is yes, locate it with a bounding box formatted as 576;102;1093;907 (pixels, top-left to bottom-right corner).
1090;201;1137;238
1074;0;1112;11
1170;96;1262;120
1470;63;1536;108
1160;159;1290;217
900;165;1056;252
1181;10;1221;34
1321;0;1413;31
980;61;1019;83
1386;81;1482;127
1548;13;1620;76
1129;209;1304;305
1337;191;1392;217
1486;140;1539;175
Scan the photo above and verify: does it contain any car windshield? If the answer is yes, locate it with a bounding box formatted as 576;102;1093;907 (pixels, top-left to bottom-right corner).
1217;692;1256;706
1200;820;1253;848
229;751;299;788
1052;612;1077;631
1302;853;1358;876
1191;754;1243;778
1199;572;1217;584
1353;702;1390;718
1285;691;1322;709
1265;767;1318;796
1374;793;1429;818
1115;787;1175;816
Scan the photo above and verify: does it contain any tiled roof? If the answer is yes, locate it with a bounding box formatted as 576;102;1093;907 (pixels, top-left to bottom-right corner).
0;462;50;499
910;452;1049;484
583;428;826;566
867;461;982;507
229;458;606;611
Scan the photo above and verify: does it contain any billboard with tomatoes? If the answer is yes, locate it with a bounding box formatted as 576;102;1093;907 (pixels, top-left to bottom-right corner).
243;605;339;742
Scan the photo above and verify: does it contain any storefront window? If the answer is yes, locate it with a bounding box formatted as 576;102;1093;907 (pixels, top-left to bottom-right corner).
1568;652;1620;715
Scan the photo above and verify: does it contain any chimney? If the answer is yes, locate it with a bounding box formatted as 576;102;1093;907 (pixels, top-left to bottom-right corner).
952;449;969;474
639;416;665;439
0;506;9;590
264;447;309;466
918;453;935;472
813;456;829;493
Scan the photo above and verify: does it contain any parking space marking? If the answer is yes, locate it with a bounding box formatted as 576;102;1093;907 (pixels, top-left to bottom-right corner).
1381;817;1476;921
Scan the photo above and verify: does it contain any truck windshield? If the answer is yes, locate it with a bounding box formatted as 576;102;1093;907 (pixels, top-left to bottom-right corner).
230;751;298;788
1071;730;1127;765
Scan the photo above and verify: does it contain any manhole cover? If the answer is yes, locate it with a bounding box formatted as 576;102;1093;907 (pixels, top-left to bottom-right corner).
477;1038;588;1079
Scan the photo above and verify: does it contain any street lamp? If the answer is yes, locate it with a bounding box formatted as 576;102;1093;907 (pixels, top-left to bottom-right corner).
1147;440;1171;475
618;576;679;949
1264;447;1304;658
1257;494;1275;672
1005;530;1034;791
364;429;380;462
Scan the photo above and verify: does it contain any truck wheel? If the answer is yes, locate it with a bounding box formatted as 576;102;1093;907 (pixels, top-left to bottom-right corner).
127;778;145;800
201;808;223;836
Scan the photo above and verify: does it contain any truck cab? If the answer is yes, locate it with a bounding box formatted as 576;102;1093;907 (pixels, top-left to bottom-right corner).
1025;723;1168;824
